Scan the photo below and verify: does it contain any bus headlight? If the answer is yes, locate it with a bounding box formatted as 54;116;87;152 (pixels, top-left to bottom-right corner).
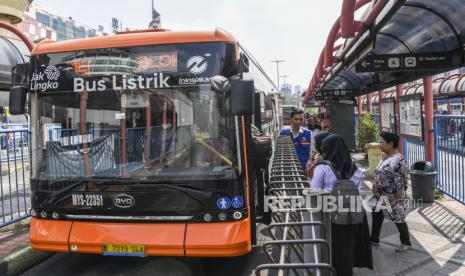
233;211;243;220
30;209;37;217
203;213;213;222
218;213;227;221
52;212;60;220
40;211;48;219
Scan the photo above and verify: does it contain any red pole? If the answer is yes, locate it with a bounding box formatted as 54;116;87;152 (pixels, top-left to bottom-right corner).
341;0;357;38
424;76;435;165
379;90;384;131
357;96;363;117
366;93;372;114
0;21;34;51
396;84;404;154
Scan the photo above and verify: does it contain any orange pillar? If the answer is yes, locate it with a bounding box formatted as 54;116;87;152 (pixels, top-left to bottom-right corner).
378;90;384;131
424;76;435;165
396;84;404;154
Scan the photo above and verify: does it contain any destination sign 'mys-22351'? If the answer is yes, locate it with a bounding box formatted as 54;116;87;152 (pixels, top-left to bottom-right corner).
355;52;462;73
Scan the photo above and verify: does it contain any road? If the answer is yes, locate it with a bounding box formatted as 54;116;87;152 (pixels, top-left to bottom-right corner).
21;246;269;276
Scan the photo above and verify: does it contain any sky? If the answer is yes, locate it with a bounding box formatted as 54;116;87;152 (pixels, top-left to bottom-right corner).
32;0;346;93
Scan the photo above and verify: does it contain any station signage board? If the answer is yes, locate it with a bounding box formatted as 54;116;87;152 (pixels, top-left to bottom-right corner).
355;52;462;73
313;89;356;102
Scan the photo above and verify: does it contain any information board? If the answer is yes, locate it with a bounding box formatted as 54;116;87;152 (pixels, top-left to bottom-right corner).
400;96;423;138
381;99;396;132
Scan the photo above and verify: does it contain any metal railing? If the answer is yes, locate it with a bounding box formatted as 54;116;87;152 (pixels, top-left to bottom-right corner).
255;136;335;276
434;115;465;204
403;135;425;168
0;127;31;228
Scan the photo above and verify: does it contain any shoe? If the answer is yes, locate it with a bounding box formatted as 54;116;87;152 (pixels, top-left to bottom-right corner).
371;241;380;246
395;244;411;252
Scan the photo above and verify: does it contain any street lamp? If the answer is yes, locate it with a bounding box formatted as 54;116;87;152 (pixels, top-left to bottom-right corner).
270;59;285;90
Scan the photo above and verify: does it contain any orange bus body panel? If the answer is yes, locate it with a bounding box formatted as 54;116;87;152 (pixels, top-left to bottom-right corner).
30;218;252;257
68;221;186;256
30;217;72;252
32;29;238;55
185;218;252;257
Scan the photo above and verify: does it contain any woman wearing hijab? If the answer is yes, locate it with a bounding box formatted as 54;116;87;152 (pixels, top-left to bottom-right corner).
310;134;373;275
305;132;331;177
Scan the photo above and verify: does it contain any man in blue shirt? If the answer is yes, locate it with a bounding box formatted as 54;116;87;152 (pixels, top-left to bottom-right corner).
279;108;314;171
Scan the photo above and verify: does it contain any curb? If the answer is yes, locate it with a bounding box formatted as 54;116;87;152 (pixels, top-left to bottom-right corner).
0;246;52;276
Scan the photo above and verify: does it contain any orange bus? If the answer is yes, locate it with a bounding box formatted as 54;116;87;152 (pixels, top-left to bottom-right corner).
9;28;279;257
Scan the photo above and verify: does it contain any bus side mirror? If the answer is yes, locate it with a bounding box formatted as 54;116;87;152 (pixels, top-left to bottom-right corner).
239;53;249;73
9;86;28;115
231;79;254;115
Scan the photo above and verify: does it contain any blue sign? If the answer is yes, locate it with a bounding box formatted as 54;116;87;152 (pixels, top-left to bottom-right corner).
217;197;231;210
232;196;244;209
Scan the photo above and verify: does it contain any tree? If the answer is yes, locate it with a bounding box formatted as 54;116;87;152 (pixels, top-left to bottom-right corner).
357;113;379;150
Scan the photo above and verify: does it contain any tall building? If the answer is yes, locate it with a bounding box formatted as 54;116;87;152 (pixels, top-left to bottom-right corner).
294;84;302;95
280;83;292;98
16;3;106;42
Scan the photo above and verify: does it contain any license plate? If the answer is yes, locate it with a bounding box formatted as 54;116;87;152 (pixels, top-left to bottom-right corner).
71;193;104;207
102;243;146;257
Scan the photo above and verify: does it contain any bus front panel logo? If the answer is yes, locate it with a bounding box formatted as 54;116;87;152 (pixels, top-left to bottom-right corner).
113;194;135;208
187;56;208;74
44;65;60;80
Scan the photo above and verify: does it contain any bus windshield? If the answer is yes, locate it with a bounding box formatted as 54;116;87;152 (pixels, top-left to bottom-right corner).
29;42;238;182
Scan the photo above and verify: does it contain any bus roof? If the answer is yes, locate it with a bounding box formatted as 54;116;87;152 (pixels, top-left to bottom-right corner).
31;28;238;55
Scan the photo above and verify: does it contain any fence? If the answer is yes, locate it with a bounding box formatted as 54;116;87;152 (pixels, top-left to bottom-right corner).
0;126;30;228
255;136;334;276
434;115;465;204
403;135;425;168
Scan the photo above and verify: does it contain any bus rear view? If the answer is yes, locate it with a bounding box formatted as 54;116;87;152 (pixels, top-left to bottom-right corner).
19;29;258;257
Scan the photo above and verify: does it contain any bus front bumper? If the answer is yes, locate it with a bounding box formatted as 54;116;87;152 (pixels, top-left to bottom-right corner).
29;217;252;257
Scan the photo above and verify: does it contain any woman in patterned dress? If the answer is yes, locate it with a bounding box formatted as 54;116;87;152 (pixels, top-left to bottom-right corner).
370;132;411;252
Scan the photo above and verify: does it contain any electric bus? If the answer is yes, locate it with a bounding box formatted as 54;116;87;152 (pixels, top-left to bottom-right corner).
9;28;280;257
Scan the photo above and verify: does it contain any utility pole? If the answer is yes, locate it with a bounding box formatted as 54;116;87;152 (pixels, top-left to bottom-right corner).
270;59;285;90
281;75;289;96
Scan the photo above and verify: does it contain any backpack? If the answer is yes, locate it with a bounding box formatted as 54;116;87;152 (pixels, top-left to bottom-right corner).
316;160;364;225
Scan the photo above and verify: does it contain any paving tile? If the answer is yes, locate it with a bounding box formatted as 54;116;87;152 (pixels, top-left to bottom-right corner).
421;258;448;272
404;268;437;276
436;263;465;275
435;244;465;265
382;230;450;253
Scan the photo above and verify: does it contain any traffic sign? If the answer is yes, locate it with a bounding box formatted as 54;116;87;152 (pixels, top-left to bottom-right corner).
355;52;462;73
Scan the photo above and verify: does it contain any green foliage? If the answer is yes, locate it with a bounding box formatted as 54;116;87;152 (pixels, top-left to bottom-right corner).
357;113;379;150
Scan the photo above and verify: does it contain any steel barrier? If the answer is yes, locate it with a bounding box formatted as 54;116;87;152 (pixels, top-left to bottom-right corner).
255;136;334;276
403;135;425;168
0;128;30;228
434;115;465;204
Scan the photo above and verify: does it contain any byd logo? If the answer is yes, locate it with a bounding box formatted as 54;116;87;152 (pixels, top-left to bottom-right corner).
113;194;135;208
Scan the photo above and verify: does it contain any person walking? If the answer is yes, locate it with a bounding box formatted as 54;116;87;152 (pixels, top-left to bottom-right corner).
370;132;412;252
310;134;373;275
279;108;314;171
